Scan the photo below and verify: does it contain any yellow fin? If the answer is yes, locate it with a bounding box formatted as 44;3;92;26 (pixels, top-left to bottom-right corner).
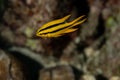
71;18;87;27
63;28;78;33
52;34;63;37
57;17;87;34
67;15;85;25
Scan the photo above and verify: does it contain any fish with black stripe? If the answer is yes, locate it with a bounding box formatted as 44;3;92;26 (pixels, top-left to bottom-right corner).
36;14;86;38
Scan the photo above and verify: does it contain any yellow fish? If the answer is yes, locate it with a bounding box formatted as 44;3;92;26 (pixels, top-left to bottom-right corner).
36;14;86;38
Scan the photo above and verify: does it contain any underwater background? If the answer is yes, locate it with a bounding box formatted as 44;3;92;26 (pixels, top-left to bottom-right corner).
0;0;120;80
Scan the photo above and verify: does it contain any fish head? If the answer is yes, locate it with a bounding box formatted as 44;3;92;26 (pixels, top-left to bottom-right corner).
36;28;44;37
36;29;50;38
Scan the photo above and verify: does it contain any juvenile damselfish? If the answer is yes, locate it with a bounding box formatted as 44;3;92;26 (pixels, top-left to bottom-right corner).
36;14;86;38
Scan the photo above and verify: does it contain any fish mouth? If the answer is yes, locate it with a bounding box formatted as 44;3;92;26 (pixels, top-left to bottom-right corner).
36;32;40;37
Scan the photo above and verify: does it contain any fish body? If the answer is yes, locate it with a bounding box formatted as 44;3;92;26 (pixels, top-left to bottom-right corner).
36;14;86;38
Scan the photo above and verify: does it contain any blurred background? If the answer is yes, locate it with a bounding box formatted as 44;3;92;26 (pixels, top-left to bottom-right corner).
0;0;120;80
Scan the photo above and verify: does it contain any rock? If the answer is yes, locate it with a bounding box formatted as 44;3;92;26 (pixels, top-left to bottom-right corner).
0;49;25;80
110;76;120;80
0;49;11;80
39;65;75;80
81;74;96;80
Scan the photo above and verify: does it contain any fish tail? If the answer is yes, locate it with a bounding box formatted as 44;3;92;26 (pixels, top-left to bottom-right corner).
62;17;86;32
56;17;86;34
71;18;87;28
68;15;86;25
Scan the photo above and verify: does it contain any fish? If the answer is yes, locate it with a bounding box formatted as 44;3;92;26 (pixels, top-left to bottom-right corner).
36;14;86;38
